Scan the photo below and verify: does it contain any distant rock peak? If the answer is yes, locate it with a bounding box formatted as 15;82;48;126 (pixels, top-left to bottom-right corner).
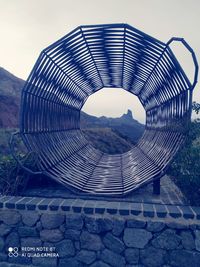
126;109;133;119
120;109;134;121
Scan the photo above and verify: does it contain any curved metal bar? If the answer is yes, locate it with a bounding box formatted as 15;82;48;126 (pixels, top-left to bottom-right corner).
166;37;199;89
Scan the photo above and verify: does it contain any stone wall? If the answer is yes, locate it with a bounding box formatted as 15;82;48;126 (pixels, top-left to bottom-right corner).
0;208;200;267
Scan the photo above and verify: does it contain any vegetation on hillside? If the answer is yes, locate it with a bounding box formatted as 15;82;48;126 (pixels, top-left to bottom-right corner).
81;109;145;143
168;102;200;205
83;127;133;154
0;129;38;195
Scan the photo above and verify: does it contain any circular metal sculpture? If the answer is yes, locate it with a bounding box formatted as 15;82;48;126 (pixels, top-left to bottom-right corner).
19;24;198;195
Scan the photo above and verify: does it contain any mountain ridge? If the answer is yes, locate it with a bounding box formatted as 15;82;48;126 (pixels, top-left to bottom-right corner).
0;67;25;128
0;66;145;144
81;109;144;143
0;67;24;98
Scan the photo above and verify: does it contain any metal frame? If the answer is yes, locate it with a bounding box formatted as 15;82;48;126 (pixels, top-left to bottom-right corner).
19;24;198;195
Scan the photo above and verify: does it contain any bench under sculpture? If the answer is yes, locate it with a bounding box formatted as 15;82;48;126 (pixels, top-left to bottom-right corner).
19;24;198;195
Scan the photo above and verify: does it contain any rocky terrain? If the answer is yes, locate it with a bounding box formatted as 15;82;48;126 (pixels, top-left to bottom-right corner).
0;67;24;128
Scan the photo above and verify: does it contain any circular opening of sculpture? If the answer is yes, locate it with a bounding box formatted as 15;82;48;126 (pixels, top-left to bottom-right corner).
81;88;146;154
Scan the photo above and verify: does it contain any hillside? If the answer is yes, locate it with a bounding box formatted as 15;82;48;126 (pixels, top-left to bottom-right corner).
0;67;24;98
0;67;144;151
81;109;145;143
83;128;133;154
0;67;24;128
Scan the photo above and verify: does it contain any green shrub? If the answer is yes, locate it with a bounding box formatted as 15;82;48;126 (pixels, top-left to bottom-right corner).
0;129;40;195
168;113;200;205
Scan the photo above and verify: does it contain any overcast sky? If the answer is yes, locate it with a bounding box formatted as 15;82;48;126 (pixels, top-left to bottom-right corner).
0;0;199;123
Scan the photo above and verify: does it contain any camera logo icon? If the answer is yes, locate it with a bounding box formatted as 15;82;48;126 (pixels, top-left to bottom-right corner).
8;247;19;257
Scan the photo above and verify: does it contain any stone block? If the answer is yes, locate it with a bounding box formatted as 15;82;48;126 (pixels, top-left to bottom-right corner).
60;199;75;212
130;203;142;216
97;217;113;232
191;206;200;220
5;232;20;248
127;219;146;228
56;239;75;257
119;202;130;215
152;229;181;250
0;252;7;262
146;221;165;232
143;203;155;217
32;256;57;267
41;213;65;229
170;249;200;267
71;199;84;213
75;241;80;250
190;224;199;230
77;250;96;264
166;221;189;229
65;229;80;241
95;202;106;214
103;232;125;253
126;265;144;267
154;204;167;218
0;224;12;237
40;229;63;243
195;230;200;251
0;237;4;251
101;249;126;267
83;201;95;214
179;206;195;219
180;230;195;250
140;246;167;267
90;261;110;267
112;219;125;236
124;248;139;264
123;228;152;248
26;197;44;210
36;221;43;231
106;202;119;215
59;257;83;267
0;210;21;225
21;237;42;247
43;241;54;247
80;231;103;251
15;197;31;210
66;214;83;230
85;216;113;234
59;224;65;233
8;254;32;265
49;199;63;211
21;211;40;226
18;226;38;237
166;205;182;218
85;216;100;233
0;263;11;267
38;198;53;210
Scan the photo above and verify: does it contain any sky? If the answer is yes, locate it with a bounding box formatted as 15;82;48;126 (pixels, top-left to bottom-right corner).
0;0;199;123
